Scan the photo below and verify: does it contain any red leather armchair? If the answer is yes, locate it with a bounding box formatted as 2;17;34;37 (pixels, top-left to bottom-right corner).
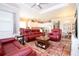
0;38;36;56
48;28;62;41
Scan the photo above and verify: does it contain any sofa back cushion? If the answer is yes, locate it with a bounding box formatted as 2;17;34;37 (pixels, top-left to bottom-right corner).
31;29;40;32
0;38;15;44
52;28;61;34
20;28;32;35
53;31;60;35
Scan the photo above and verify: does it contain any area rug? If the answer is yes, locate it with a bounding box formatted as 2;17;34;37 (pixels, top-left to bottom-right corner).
26;40;70;56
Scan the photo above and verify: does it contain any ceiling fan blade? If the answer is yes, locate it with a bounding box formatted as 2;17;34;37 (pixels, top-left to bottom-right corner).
38;5;42;9
31;4;36;8
31;3;42;9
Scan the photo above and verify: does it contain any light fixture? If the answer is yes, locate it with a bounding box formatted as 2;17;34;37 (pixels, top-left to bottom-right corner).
31;3;42;9
36;3;39;5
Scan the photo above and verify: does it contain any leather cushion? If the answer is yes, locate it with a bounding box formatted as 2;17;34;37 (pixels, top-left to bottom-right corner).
13;41;24;49
0;42;4;56
3;43;19;55
5;47;33;56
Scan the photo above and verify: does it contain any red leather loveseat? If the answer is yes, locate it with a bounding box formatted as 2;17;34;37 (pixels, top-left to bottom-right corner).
20;28;44;41
0;38;36;56
48;28;62;41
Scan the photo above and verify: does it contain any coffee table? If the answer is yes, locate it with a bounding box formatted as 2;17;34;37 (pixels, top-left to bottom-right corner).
35;35;50;49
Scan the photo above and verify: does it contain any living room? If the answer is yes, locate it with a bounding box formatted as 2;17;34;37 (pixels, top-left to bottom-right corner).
0;3;78;56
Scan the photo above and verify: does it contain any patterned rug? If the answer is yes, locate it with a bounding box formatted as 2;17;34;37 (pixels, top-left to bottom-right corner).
26;39;70;56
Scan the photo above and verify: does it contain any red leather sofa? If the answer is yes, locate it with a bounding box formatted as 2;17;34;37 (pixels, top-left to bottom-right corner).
20;28;44;41
0;38;36;56
48;28;62;41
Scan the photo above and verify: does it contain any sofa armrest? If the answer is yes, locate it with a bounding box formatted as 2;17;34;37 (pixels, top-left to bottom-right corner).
48;33;53;35
0;42;4;56
0;38;16;44
6;47;36;56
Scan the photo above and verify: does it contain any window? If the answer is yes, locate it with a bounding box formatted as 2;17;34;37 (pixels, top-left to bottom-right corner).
0;10;16;38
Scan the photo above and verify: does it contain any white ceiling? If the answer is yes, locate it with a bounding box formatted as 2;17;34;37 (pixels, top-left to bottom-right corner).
24;3;60;11
0;3;76;20
5;3;59;9
4;3;63;13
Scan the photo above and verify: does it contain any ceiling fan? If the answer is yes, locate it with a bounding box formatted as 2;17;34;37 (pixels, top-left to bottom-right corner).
31;3;42;9
31;3;49;9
